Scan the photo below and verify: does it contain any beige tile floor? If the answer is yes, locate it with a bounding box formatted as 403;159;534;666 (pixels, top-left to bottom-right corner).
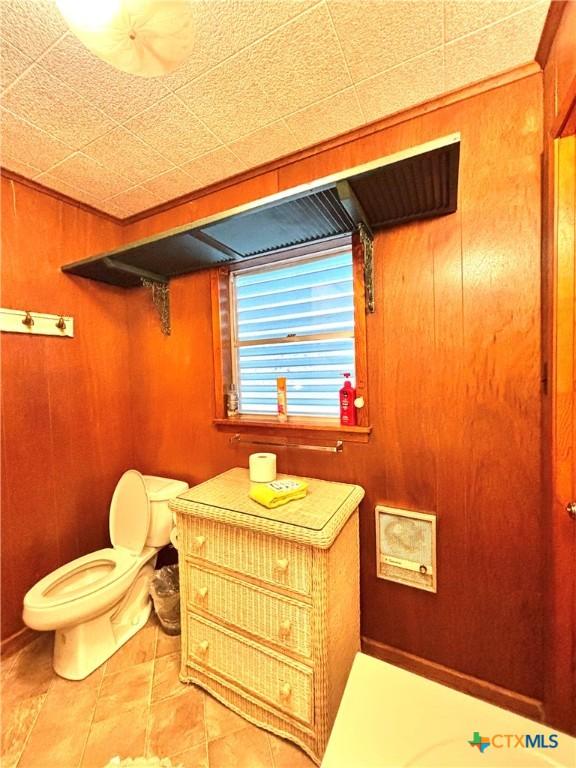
1;616;315;768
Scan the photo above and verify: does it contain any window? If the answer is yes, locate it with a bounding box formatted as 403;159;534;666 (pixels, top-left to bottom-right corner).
229;248;356;419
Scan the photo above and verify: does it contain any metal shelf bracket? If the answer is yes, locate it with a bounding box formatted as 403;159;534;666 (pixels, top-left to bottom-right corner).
358;222;375;313
141;278;171;336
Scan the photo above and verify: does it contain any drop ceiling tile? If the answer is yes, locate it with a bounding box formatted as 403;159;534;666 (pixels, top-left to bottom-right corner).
1;154;42;178
96;199;127;219
32;172;102;208
41;153;132;200
228;120;300;168
159;1;237;90
179;146;247;190
211;0;318;57
175;55;280;143
102;186;161;217
0;0;67;58
141;167;195;200
444;0;545;42
355;48;444;124
123;94;221;165
82;127;174;184
2;65;116;149
444;2;550;93
248;3;352;117
38;33;171;122
0;108;72;171
284;87;365;148
0;39;34;90
328;0;443;82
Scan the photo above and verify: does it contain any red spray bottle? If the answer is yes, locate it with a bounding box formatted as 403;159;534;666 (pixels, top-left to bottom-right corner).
339;372;357;426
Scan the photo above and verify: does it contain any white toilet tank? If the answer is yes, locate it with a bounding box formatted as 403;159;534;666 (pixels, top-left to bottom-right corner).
143;475;189;547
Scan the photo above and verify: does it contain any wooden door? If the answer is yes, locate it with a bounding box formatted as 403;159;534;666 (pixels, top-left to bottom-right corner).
546;130;576;736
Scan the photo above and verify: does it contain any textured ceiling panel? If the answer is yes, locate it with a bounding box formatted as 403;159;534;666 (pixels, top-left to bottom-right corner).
141;167;198;201
37;153;132;200
0;0;66;58
228;121;301;168
175;53;284;144
327;0;444;82
444;2;550;93
0;40;33;90
356;48;445;124
284;87;365;148
244;4;352;118
2;65;116;148
82;126;173;184
0;107;71;171
100;185;162;218
123;94;221;165
179;147;247;192
0;0;549;219
444;0;543;41
39;33;171;122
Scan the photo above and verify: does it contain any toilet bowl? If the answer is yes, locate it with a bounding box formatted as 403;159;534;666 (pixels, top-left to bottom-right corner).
22;470;188;680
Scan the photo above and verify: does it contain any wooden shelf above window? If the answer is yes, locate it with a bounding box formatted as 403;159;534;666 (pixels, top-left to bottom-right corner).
213;417;372;444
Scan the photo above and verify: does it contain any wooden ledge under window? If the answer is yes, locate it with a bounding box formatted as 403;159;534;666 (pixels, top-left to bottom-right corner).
213;417;372;444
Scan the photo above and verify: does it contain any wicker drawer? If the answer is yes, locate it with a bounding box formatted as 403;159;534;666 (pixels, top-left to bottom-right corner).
187;564;312;658
187;615;313;725
182;517;312;596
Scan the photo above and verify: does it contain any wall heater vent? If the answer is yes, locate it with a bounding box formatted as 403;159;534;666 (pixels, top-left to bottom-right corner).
375;505;437;592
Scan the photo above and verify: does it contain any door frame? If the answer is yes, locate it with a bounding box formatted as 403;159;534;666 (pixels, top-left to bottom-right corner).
543;80;576;736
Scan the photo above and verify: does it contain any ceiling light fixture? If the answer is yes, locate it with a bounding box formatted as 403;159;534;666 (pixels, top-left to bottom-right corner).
55;0;195;78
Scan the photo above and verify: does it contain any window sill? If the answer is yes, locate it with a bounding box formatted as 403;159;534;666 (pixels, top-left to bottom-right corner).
213;417;371;444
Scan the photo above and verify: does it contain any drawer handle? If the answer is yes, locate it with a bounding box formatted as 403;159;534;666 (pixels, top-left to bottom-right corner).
197;640;209;655
196;587;208;599
276;558;289;572
193;535;206;549
279;682;292;700
279;619;292;637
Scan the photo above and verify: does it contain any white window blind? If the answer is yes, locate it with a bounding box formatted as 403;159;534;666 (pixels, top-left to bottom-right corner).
231;250;355;418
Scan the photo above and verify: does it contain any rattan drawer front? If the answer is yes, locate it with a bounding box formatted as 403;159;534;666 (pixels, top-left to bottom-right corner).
187;615;313;725
182;517;312;595
187;564;312;657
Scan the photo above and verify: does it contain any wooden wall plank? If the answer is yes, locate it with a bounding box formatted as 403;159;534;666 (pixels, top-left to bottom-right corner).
458;81;543;697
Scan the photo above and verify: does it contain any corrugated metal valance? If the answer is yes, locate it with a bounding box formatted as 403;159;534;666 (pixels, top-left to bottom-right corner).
62;133;460;289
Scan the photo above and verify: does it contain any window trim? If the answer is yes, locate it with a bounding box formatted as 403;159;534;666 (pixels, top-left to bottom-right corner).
211;232;371;440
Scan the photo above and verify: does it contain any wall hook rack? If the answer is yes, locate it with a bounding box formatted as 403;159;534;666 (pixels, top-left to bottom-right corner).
0;308;74;337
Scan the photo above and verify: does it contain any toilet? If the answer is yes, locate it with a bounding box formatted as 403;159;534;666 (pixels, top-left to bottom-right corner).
22;470;188;680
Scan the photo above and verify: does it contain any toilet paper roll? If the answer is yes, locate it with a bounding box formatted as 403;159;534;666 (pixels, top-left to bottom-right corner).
249;452;277;483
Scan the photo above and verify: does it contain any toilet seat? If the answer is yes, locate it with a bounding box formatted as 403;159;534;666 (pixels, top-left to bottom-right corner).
24;548;137;610
22;546;155;632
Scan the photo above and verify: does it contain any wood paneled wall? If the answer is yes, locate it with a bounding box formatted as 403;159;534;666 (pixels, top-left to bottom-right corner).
123;74;544;703
0;177;131;641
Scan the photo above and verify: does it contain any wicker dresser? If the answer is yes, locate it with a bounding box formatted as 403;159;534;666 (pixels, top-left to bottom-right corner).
169;467;364;764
